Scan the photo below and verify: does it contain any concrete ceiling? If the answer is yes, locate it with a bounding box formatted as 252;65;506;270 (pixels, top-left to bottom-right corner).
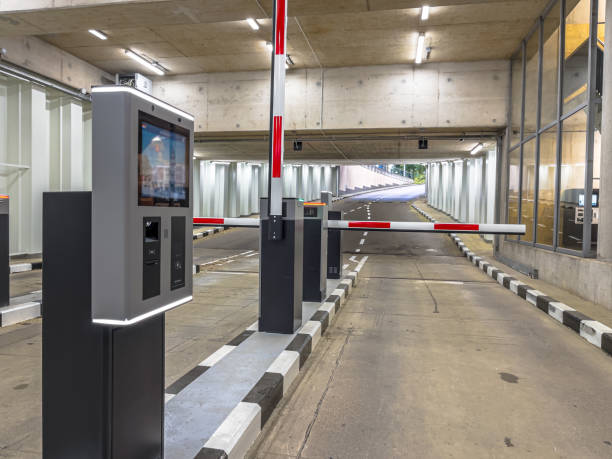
0;0;548;75
194;130;497;163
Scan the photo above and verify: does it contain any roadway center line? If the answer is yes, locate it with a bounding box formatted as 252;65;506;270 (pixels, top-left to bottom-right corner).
359;239;365;245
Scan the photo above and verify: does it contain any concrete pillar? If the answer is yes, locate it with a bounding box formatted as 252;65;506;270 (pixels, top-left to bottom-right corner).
479;156;487;223
461;160;469;221
193;159;201;216
598;0;612;259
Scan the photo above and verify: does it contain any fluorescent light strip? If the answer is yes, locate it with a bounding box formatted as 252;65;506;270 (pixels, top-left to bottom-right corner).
91;86;194;121
125;49;165;76
470;143;484;155
421;5;430;21
88;29;108;40
246;18;260;30
415;33;425;64
92;295;193;326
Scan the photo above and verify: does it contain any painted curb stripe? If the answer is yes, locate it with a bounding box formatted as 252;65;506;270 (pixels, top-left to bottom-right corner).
285;333;312;368
227;330;256;346
602;333;612;355
310;310;330;334
166;366;209;395
243;372;284;426
563;310;592;333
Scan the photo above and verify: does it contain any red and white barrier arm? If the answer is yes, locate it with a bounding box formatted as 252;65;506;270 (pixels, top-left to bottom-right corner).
193;217;260;228
327;220;526;235
194;218;525;235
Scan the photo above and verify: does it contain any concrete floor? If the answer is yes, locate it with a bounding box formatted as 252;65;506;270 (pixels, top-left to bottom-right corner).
0;229;262;458
2;186;612;458
249;189;612;459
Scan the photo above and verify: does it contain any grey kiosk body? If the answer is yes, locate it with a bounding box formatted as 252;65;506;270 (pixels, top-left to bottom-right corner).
0;196;8;307
303;203;328;302
42;87;194;458
260;197;304;333
91;88;194;323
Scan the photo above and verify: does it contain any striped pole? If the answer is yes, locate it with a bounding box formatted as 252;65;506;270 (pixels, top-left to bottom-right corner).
267;0;288;240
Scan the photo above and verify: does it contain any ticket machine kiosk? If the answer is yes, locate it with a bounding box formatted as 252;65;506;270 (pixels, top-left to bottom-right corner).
42;86;194;458
0;195;8;307
303;203;328;302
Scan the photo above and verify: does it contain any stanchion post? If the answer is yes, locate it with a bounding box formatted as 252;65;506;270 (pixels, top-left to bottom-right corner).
0;195;8;307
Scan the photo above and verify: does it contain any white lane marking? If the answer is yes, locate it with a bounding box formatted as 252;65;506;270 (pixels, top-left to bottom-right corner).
245;252;258;257
197;250;255;267
355;249;361;253
349;256;357;262
363;232;368;236
359;239;365;245
342;264;349;270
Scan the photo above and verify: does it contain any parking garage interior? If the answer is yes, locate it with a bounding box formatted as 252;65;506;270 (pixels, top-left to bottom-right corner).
1;1;612;458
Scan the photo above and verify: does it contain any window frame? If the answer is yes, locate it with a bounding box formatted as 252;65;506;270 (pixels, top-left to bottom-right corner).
505;0;599;258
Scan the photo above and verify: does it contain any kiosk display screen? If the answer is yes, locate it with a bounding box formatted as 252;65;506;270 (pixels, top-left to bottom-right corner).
138;112;190;207
578;193;599;208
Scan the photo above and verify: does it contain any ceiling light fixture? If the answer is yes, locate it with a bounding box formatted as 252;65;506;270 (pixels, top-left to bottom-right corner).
415;33;425;64
246;18;260;30
125;49;165;76
470;143;484;155
88;29;108;40
421;5;430;21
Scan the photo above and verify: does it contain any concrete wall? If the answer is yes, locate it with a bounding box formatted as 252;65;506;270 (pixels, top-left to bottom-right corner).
153;61;509;133
339;165;408;193
427;150;497;241
193;161;339;218
0;79;91;255
0;35;113;91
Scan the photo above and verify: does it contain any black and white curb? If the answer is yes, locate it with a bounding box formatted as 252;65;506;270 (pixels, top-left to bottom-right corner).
412;204;612;358
167;257;367;458
9;261;42;274
193;226;224;241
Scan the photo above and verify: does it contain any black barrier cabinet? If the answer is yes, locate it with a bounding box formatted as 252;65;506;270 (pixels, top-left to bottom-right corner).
42;192;164;458
303;205;327;302
259;197;303;334
327;210;342;279
0;196;8;307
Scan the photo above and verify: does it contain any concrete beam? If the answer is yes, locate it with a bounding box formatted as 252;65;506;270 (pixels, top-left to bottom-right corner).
0;35;113;91
153;60;509;134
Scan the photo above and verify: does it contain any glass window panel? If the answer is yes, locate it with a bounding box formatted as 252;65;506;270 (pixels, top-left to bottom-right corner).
521;139;536;242
541;1;561;126
510;50;523;147
536;127;557;246
557;109;587;251
507;147;521;240
524;28;540;137
563;0;590;114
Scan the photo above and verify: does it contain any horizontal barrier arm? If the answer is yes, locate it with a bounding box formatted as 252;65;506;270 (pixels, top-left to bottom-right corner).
326;220;526;235
193;217;261;228
193;218;525;235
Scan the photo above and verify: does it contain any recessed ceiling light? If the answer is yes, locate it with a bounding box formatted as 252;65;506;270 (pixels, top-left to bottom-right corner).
421;6;430;21
88;29;108;40
125;49;165;76
246;18;260;30
415;33;425;64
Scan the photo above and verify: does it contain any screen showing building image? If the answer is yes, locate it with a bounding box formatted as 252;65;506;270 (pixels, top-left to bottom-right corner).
138;112;189;207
